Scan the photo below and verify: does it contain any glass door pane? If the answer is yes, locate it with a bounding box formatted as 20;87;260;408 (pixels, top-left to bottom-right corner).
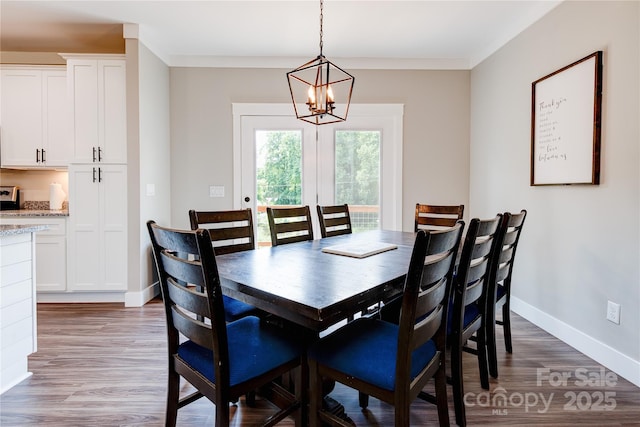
255;130;303;246
335;130;381;231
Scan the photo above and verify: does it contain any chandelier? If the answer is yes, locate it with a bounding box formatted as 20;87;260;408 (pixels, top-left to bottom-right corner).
286;0;355;125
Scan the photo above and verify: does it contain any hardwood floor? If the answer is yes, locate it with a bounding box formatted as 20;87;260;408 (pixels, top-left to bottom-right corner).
1;299;639;426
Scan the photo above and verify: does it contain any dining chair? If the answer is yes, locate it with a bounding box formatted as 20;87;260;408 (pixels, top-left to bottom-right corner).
308;223;464;427
447;215;503;426
188;209;259;322
267;205;314;246
147;221;307;427
316;204;352;238
486;209;527;379
415;203;465;231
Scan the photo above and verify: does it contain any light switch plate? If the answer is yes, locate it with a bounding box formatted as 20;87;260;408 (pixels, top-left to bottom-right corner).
209;185;225;198
146;183;156;196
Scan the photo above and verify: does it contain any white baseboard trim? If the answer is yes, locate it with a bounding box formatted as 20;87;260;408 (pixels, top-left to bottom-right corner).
124;282;160;307
37;292;125;303
1;371;32;395
511;296;640;387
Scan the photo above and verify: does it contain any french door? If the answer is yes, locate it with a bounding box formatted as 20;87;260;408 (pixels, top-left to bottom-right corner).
233;104;403;246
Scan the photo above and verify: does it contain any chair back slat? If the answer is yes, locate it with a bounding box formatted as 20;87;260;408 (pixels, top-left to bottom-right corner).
161;252;205;287
267;206;314;246
411;305;444;351
189;209;255;255
171;304;214;350
317;204;352;238
415;203;464;231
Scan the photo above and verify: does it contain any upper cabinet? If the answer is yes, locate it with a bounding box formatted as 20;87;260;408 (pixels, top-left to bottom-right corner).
63;55;127;164
0;67;72;168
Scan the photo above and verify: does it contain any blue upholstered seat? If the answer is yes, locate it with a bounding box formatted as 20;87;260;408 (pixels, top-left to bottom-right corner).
447;299;480;336
222;295;258;322
178;316;304;387
309;317;437;391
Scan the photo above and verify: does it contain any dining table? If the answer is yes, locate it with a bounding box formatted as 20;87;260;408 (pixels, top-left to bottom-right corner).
215;229;419;424
215;229;419;334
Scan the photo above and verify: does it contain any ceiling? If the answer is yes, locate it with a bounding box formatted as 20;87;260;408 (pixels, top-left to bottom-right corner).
1;0;561;69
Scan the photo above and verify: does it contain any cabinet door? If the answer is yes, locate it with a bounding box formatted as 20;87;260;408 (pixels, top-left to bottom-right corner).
35;235;67;292
42;70;72;167
68;58;126;164
99;165;127;290
99;61;127;164
68;165;101;291
69;60;99;163
0;69;42;166
68;164;127;292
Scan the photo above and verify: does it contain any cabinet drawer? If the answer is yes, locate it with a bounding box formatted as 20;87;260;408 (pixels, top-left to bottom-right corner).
0;218;66;236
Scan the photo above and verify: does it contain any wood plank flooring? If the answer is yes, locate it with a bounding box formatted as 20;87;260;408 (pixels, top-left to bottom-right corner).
1;299;639;426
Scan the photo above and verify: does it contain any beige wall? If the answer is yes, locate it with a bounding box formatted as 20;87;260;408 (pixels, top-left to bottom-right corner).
470;0;639;384
126;40;171;303
169;67;470;231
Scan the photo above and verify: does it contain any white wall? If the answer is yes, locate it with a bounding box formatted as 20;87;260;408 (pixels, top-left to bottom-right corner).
125;39;171;305
169;68;470;231
470;1;640;385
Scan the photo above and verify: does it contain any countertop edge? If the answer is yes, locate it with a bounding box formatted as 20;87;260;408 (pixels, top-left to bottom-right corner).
0;209;69;217
0;224;50;237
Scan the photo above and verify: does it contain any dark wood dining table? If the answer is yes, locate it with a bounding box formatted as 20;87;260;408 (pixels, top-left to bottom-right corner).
215;229;418;333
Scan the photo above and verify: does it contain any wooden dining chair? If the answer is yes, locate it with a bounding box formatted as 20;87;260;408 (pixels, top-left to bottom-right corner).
415;203;465;231
308;223;464;427
316;204;352;238
447;215;503;426
267;205;314;246
188;209;259;322
486;209;527;379
147;221;307;427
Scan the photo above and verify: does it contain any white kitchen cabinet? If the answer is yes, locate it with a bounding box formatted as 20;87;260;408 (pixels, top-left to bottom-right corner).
68;164;127;292
0;218;67;292
63;55;127;164
0;67;71;168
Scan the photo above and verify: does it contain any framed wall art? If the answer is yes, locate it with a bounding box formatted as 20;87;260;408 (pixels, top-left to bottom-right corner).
530;51;603;185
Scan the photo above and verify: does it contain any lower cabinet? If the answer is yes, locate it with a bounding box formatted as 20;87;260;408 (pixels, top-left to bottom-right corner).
0;217;67;292
68;164;127;292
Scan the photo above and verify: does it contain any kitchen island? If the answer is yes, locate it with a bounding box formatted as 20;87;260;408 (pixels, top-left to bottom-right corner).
0;224;48;394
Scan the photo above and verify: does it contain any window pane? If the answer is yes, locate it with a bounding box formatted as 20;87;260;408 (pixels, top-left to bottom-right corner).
335;130;380;231
255;130;302;246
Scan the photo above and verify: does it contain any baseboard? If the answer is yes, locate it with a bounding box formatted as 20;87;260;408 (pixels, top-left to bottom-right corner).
511;296;640;387
37;292;125;303
124;282;160;307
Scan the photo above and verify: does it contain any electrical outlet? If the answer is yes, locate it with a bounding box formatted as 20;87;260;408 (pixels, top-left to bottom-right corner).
606;301;620;325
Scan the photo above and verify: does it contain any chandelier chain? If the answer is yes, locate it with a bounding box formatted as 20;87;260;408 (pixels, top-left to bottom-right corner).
319;0;324;57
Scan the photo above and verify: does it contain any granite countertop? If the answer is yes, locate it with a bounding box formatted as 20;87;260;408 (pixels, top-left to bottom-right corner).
0;224;50;237
0;209;69;217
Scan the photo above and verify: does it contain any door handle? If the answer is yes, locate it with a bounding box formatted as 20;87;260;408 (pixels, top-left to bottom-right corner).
41;149;46;163
98;147;103;162
93;167;97;183
244;196;251;202
98;167;103;182
93;147;97;162
36;149;40;163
